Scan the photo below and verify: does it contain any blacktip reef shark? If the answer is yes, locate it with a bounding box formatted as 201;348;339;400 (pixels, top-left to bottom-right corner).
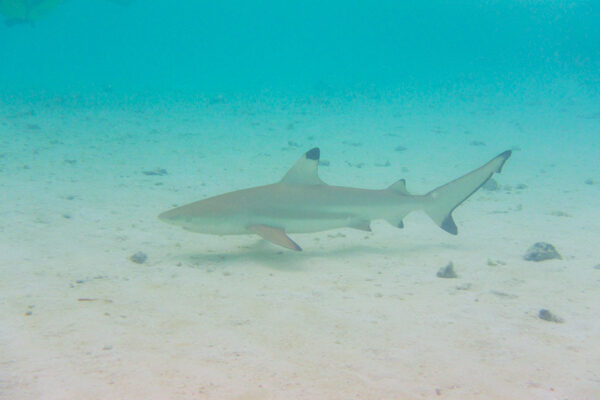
159;148;511;251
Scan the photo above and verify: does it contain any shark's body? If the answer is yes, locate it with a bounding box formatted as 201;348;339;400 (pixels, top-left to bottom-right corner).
159;148;511;251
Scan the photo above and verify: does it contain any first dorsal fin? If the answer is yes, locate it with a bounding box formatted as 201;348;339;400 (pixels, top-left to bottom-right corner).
280;147;325;185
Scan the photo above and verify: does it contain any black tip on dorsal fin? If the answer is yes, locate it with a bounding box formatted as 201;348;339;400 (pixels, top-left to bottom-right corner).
306;147;320;161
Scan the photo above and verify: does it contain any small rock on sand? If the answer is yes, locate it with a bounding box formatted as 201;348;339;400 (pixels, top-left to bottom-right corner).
523;242;561;261
436;262;457;278
130;251;148;264
482;178;499;191
538;309;564;323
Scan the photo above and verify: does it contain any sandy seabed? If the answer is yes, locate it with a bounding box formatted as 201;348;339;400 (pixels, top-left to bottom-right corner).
1;91;599;399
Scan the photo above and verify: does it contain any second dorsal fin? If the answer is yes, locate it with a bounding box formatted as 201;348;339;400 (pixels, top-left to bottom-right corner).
388;179;410;195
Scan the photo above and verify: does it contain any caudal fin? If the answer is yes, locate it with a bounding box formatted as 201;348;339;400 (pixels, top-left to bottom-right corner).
423;151;511;234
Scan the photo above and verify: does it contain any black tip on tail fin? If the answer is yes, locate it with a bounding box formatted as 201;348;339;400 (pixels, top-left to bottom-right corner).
496;150;512;172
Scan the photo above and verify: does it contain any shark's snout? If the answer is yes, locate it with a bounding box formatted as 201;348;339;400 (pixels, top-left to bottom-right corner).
158;207;213;232
158;209;181;224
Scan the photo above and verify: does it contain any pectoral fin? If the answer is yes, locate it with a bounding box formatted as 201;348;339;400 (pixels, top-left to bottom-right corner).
248;224;302;251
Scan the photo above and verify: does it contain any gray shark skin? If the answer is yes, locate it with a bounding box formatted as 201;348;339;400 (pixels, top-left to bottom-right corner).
159;147;511;251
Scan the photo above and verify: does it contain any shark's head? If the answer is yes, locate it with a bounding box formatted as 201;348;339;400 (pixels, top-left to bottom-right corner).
158;147;323;237
158;198;242;235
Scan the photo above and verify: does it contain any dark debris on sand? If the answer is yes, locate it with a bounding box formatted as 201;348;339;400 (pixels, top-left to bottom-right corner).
142;168;168;176
538;309;564;323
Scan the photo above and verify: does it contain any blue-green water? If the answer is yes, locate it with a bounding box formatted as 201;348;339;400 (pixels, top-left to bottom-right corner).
2;1;598;95
1;1;599;399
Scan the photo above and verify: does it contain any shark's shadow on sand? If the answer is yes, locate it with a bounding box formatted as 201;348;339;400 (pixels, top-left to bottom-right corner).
173;237;462;272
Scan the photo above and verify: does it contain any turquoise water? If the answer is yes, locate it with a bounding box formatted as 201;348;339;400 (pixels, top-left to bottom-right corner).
1;1;599;399
2;1;598;95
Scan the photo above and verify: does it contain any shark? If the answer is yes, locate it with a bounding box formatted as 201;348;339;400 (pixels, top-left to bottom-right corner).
159;148;511;251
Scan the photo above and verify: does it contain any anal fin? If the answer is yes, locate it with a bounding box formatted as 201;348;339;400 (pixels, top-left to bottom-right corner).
348;219;372;232
248;224;302;251
386;217;404;229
